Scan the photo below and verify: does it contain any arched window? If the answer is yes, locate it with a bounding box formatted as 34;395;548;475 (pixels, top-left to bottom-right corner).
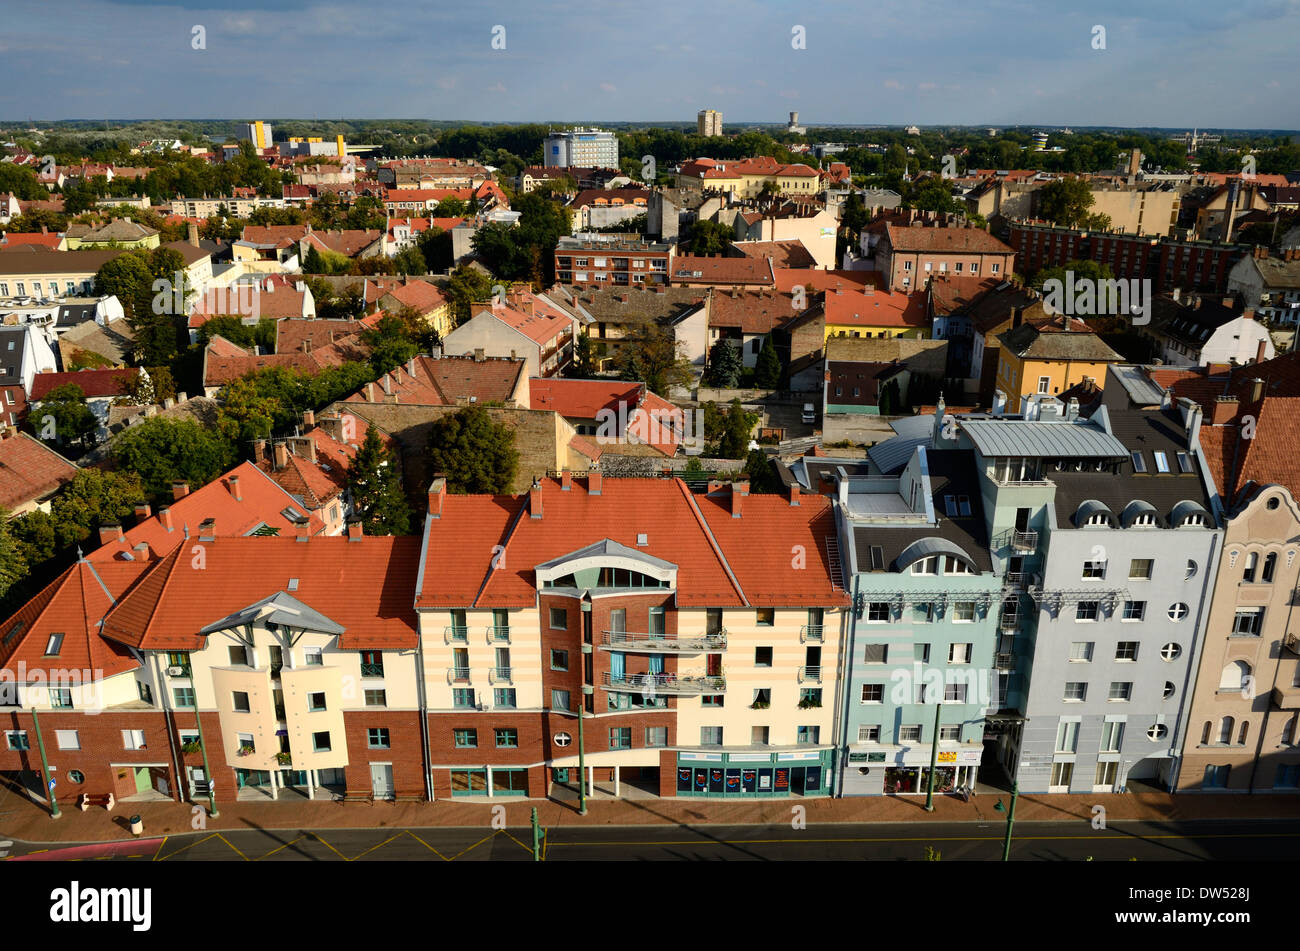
1263;553;1277;583
1283;716;1297;746
1217;716;1235;744
1201;721;1211;745
1219;660;1251;692
1243;552;1258;582
1238;721;1250;745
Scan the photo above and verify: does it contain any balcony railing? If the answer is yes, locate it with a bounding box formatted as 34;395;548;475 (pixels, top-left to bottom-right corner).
599;630;726;653
798;666;823;684
999;614;1019;632
447;666;472;685
360;663;384;678
800;624;824;644
996;652;1014;669
489;666;513;685
1011;530;1038;552
486;625;511;644
1003;572;1023;586
444;625;469;644
603;671;725;695
1285;634;1300;657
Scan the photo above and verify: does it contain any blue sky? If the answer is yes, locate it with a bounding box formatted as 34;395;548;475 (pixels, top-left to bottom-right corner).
0;0;1295;128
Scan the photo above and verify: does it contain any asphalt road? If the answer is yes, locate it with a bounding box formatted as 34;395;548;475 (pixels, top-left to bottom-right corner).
8;818;1300;861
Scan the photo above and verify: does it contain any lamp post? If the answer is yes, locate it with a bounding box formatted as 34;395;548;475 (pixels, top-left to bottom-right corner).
923;700;943;812
31;709;60;819
993;782;1019;861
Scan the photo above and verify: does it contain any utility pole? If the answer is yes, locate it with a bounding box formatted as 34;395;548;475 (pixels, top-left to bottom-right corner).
995;782;1019;861
924;700;943;812
31;709;60;819
531;806;543;861
192;687;219;818
577;699;587;816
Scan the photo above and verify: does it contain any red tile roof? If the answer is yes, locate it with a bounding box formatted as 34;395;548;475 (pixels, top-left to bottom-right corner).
0;432;78;511
731;240;817;269
823;287;928;329
342;354;525;406
670;254;775;287
474;289;574;346
30;368;139;401
528;378;681;455
0;232;62;249
240;224;309;248
772;268;882;294
707;288;801;334
884;223;1014;255
927;275;1003;315
380;279;447;314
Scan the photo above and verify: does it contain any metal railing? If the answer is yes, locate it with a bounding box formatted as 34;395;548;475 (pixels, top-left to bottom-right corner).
486;625;511;644
489;666;513;685
999;613;1019;632
603;671;725;695
599;630;726;652
1003;571;1023;586
996;652;1014;669
800;624;824;643
360;663;384;678
444;625;469;644
798;666;822;684
447;666;471;685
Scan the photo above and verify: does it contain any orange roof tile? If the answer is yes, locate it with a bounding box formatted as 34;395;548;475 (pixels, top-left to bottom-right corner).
0;432;79;511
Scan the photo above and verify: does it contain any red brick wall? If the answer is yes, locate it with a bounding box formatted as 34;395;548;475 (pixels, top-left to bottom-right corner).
341;710;426;796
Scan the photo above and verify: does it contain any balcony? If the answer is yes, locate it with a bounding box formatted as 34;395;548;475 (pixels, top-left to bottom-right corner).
447;666;472;685
999;613;1019;632
800;625;824;644
360;663;384;678
1010;531;1038;552
485;625;511;644
996;652;1014;669
603;671;725;695
1272;684;1300;710
599;630;727;653
444;625;469;644
1003;572;1023;587
489;666;513;685
1286;634;1300;658
798;666;823;684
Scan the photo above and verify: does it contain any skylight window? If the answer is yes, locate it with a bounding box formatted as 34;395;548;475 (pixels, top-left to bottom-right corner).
1130;452;1147;474
44;633;64;656
944;496;958;516
1153;451;1170;473
1176;452;1193;473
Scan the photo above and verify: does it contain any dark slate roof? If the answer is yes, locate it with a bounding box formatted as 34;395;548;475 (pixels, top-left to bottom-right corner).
1148;295;1242;348
998;321;1123;362
0;326;27;380
1049;407;1213;527
57;301;99;328
851;448;993;573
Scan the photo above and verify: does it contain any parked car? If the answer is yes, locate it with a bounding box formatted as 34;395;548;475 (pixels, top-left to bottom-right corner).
802;403;816;424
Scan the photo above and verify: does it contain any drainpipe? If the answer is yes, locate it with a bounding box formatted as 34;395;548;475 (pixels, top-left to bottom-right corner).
1170;530;1221;794
1250;540;1298;793
833;573;861;798
154;653;186;804
190;658;219;818
414;631;433;801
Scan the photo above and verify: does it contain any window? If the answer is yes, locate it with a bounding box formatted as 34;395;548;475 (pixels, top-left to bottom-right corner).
1263;553;1277;583
754;646;773;667
308;692;327;712
304;648;323;666
858;725;881;743
700;726;723;746
899;725;922;743
454;728;477;748
229;645;249;666
939;725;961;741
1037;376;1051;394
912;604;933;624
1098;720;1124;752
364;689;387;707
1130;452;1147;473
1232;608;1263;636
5;730;29;751
549;608;568;630
1075;601;1099;622
1050;761;1074;788
550;650;569;671
1242;552;1258;583
949;643;971;664
863;644;887;663
1056;721;1079;752
911;556;938;576
1163;681;1176;700
312;731;331;752
1160;642;1182;661
702;695;724;707
551;689;571;712
1064;682;1087;702
1108;682;1133;702
50;687;72;708
232;691;251;713
368;728;390;749
1121;602;1145;622
44;633;64;656
1129;559;1153;580
494;688;516;708
173;687;195;708
360;650;383;677
609;727;632;749
644;727;667;747
1153;451;1170;473
1167;603;1188;622
137;680;153;705
1070;641;1094;662
756;608;775;626
797;725;820;745
866;602;890;623
861;684;884;703
1115;641;1139;661
56;729;80;750
452;688;476;709
944;683;967;702
1148;724;1168;741
953;602;975;622
914;643;930;663
495;729;519;748
1218;661;1250;692
1082;560;1106;579
122;729;147;750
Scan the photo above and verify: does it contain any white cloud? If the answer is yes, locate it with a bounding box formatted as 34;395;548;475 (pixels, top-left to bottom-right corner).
884;79;903;90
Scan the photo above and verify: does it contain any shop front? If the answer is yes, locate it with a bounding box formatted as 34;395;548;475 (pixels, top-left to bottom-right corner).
675;749;834;798
841;746;982;796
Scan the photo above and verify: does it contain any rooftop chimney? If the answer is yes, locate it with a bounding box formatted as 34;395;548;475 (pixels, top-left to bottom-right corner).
588;468;602;495
474;348;486;362
561;469;572;491
789;483;801;507
1256;338;1268;365
187;221;200;248
1065;397;1080;421
133;502;152;521
273;443;289;469
98;523;124;547
253;438;267;464
731;481;749;518
529;478;543;519
302;409;315;429
198;518;216;542
428;476;447;518
346;518;363;541
171;481;190;500
1250;377;1265;403
158;506;174;532
1211;396;1240;425
229;475;242;501
295;517;310;542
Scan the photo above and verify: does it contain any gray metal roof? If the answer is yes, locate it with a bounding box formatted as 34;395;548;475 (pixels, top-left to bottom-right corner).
1169;499;1209;526
199;591;345;637
890;415;933;438
1074;499;1116;527
961;419;1128;458
893;536;978;573
868;434;925;474
1119;499;1159;527
1110;364;1166;407
537;538;677;571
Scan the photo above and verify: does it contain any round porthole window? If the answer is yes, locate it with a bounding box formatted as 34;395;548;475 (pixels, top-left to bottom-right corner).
1163;682;1176;700
1148;724;1168;741
553;732;572;748
69;770;85;784
1168;603;1189;621
1268;496;1281;510
1185;560;1197;579
1161;642;1182;662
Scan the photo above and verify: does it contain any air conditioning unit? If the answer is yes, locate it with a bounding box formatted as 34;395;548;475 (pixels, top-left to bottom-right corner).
476;702;489;711
166;666;185;677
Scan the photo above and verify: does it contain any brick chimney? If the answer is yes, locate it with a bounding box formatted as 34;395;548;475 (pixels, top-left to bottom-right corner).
171;481;190;500
253;439;267;464
1256;338;1268;365
98;523;124;546
346;518;363;541
295;516;310;542
1211;396;1239;424
424;454;455;514
789;483;801;507
229;475;242;501
529;478;543;519
158;507;174;532
134;502;152;521
302;409;315;429
588;468;602;495
273;443;289;469
731;481;749;518
561;469;572;491
187;221;200;248
198;518;216;542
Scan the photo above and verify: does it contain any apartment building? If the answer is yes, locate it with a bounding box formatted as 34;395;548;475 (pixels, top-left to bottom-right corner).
876;223;1016;292
555;235;672;287
544;129;619;170
697;110;723;137
442;287;578;378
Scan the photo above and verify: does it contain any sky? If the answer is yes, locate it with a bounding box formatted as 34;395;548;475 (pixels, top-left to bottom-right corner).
0;0;1296;129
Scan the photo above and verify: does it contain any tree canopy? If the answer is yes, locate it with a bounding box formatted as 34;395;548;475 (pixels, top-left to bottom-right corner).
426;405;519;494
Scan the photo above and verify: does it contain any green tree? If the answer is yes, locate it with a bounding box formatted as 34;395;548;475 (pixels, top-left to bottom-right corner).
346;427;411;536
426;405;519;494
878;378;901;415
362;314;421;375
49;469;146;550
5;208;69;233
1037;177;1110;229
445;264;494;325
614;326;693;396
417;226;454;273
1030;258;1115;292
33;383;98;450
214;377;279;450
9;509;55;572
112;417;236;500
433;198;469;217
754;334;782;388
687;219;736;254
0;509;29;601
565;334;597;378
0;162;47;200
392;245;427;276
706;339;743;388
717;399;758;459
302;244;329;275
743;449;780;493
93;252;154;321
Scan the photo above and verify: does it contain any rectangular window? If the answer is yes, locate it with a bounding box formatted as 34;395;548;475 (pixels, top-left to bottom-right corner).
229;645;249;666
949;643;971;664
858;725;881;743
364;689;387;707
549;607;568;630
308;692;327;712
1075;601;1099;622
304;648;323;666
50;688;72;708
173;687;195;708
312;731;331;752
551;689;571;712
550;649;569;671
939;725;961;741
944;683;967;702
360;650;383;677
1051;761;1073;788
454;728;477;748
754;646;773;667
866;602;890;623
1108;682;1133;702
452;688;476;708
863;644;887;663
367;728;390;749
1232;608;1263;636
1056;721;1079;752
797;725;820;745
953;602;975;622
609;727;631;749
1121;601;1145;622
122;729;147;750
645;727;667;747
1100;721;1124;752
911;556;938;576
1115;641;1139;661
1153;451;1170;473
44;633;64;656
495;728;518;748
1064;682;1087;702
861;683;883;703
5;730;29;751
1129;558;1153;580
1130;451;1147;474
700;726;723;746
494;688;516;708
1082;560;1106;579
56;729;80;750
232;691;251;713
945;553;972;572
1037;376;1051;394
914;643;930;663
756;608;775;626
702;694;724;707
899;725;922;743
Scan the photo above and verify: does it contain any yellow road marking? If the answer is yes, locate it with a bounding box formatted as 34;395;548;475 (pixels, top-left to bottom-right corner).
345;831;408;861
151;836;168;862
256;835;307;859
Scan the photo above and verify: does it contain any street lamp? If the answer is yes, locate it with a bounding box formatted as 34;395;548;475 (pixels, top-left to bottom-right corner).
993;782;1019;861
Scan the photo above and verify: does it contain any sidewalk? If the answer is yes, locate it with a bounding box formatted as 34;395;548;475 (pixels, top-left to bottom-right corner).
5;784;1300;846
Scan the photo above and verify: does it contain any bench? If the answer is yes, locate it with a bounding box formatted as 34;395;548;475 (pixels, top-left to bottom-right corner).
334;790;374;804
391;793;425;803
78;792;115;812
